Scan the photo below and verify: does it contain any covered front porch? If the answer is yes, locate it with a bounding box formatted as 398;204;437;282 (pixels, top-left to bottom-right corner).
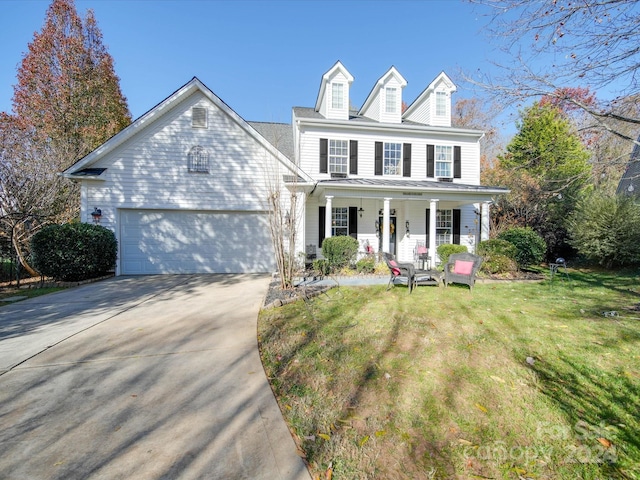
297;179;508;267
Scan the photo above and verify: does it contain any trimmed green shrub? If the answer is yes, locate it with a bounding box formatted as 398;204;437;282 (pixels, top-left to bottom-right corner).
481;254;518;275
477;239;517;260
321;236;359;270
312;259;331;276
31;223;117;281
355;256;375;274
567;193;640;267
436;244;468;267
497;227;546;267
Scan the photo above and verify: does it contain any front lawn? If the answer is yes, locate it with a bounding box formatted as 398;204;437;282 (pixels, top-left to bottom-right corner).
258;269;640;479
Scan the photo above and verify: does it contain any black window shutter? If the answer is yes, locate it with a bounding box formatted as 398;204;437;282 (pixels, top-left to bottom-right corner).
349;206;358;239
349;140;358;175
427;144;435;178
319;206;326;247
454;146;461;178
425;209;430;247
319;138;328;174
375;141;383;176
453;209;461;244
403;143;411;177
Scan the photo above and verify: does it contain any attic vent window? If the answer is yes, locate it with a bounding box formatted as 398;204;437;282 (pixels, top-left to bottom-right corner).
331;83;344;109
385;87;397;113
192;107;207;128
188;145;209;173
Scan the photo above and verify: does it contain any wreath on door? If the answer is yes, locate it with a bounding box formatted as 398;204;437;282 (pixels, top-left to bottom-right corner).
389;222;395;235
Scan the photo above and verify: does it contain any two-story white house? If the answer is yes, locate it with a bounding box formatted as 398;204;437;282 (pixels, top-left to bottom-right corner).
62;62;507;275
290;61;507;268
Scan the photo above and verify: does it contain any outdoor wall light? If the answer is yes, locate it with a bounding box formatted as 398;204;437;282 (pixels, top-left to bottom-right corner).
375;220;380;237
405;220;410;237
91;207;102;224
358;207;364;218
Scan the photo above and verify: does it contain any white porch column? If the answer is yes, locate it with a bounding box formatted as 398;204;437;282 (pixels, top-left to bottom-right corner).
325;196;333;240
382;198;391;253
429;199;438;267
481;201;491;241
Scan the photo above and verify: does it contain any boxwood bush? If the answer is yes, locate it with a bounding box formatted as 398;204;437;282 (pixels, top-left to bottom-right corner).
321;236;359;270
477;239;517;260
31;223;117;281
497;227;546;268
436;244;468;267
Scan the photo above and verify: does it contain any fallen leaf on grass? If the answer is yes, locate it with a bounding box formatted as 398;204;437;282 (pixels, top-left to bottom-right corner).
457;438;473;445
475;403;488;413
375;430;386;437
511;466;527;475
318;433;331;441
597;437;613;448
490;375;505;383
359;435;370;447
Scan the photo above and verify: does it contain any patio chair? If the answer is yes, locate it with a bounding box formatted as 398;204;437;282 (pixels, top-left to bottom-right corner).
414;242;429;270
383;252;415;293
443;252;483;290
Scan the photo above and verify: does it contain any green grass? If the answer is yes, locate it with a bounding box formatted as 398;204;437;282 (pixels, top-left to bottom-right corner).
0;285;65;304
258;269;640;479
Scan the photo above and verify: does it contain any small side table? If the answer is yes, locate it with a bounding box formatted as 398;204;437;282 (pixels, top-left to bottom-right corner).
414;269;443;287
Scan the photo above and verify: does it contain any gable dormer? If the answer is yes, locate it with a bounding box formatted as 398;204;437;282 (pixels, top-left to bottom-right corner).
315;61;354;121
403;72;456;127
358;66;407;124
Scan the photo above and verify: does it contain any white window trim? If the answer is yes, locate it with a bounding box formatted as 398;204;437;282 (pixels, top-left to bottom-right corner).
435;209;452;246
435;91;447;117
384;142;402;176
435;145;452;178
331;207;349;236
385;87;397;113
331;82;344;109
329;139;348;174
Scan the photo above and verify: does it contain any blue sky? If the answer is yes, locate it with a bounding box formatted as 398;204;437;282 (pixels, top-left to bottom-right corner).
1;0;509;126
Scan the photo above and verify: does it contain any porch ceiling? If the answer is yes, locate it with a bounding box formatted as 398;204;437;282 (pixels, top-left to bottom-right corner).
308;178;509;204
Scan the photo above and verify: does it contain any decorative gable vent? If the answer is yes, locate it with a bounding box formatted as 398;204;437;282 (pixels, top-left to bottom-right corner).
192;107;207;128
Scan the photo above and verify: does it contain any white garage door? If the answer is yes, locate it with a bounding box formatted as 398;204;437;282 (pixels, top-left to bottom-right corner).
120;210;275;274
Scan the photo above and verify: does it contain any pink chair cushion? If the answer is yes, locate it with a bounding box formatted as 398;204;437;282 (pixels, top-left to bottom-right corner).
389;259;401;276
417;246;427;254
453;260;474;275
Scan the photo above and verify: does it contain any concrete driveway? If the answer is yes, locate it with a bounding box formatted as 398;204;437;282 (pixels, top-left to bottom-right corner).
0;274;310;480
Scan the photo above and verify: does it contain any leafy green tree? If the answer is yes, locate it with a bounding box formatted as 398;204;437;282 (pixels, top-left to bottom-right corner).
567;192;640;268
491;102;591;257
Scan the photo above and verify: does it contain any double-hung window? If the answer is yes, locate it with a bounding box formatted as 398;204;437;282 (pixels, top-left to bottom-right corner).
332;83;344;109
436;91;447;117
435;145;452;178
332;207;348;236
436;209;452;246
385;87;397;113
329;140;348;174
384;142;402;175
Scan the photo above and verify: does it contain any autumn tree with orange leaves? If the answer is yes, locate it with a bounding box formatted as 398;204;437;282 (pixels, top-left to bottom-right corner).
0;0;130;277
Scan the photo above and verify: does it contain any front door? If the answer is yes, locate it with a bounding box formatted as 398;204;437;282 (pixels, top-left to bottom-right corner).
378;216;396;255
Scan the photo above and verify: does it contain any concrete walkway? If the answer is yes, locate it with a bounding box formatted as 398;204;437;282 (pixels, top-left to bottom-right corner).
0;274;310;480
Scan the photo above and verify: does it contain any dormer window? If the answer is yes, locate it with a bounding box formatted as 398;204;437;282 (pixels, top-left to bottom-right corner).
385;87;397;113
188;145;209;173
192;107;207;128
331;83;344;109
436;91;447;117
